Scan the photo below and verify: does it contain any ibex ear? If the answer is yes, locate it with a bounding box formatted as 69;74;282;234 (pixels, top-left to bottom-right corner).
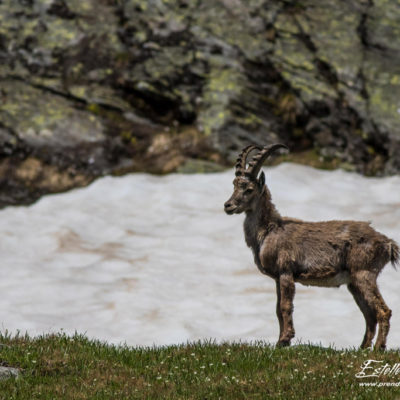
258;171;265;188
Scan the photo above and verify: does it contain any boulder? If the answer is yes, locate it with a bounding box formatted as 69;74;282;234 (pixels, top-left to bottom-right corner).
0;366;20;380
0;0;399;205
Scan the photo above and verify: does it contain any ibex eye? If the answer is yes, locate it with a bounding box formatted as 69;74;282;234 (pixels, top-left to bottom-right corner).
244;188;253;194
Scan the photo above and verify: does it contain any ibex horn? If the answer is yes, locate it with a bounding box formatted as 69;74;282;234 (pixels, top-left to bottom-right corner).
246;143;289;178
234;145;261;176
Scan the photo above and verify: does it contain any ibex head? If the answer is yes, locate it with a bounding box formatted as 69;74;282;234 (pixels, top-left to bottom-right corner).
224;144;288;215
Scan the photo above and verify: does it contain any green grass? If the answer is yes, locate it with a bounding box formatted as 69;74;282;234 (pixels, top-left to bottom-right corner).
0;332;399;399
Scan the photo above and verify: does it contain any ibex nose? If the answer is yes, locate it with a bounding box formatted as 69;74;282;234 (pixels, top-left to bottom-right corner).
224;200;235;214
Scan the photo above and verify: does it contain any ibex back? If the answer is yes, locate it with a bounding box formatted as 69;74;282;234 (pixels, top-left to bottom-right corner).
224;144;399;349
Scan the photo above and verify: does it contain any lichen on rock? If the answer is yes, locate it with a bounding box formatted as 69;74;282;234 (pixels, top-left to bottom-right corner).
0;0;400;206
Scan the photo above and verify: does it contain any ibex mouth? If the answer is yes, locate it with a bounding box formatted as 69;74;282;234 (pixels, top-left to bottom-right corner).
225;203;241;215
224;207;236;215
224;201;237;215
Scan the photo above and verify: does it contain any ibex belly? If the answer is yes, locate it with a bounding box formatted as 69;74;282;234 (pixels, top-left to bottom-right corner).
296;271;351;288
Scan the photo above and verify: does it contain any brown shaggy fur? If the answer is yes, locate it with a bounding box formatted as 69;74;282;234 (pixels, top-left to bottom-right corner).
225;144;399;350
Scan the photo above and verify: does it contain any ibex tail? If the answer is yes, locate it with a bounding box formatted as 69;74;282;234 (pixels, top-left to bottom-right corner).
390;240;400;269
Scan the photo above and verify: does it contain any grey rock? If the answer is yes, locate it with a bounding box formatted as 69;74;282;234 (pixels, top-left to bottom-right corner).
0;366;20;380
0;0;399;207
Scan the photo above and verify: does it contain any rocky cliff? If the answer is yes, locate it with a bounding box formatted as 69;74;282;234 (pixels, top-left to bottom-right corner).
1;0;399;206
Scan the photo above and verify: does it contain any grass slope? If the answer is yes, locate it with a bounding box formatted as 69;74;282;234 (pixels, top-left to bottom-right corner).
0;333;399;399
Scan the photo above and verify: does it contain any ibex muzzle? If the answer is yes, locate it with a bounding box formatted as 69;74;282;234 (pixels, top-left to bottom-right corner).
225;143;399;349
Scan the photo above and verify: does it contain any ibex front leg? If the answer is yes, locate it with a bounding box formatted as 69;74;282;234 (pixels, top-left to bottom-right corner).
276;273;295;347
275;279;284;339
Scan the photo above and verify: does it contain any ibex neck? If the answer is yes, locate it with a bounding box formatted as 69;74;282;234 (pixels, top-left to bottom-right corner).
243;188;282;252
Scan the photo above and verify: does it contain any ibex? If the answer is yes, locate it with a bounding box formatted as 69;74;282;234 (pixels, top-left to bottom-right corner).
224;144;399;349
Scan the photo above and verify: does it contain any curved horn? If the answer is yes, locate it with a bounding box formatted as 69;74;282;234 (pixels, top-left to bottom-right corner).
235;145;261;176
246;143;288;178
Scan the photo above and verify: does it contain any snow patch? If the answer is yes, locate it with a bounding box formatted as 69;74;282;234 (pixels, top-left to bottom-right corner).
0;163;399;348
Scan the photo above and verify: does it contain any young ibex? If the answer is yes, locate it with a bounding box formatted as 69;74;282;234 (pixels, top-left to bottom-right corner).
224;144;399;349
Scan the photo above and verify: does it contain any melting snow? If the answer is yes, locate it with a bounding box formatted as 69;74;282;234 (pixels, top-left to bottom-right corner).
0;163;399;348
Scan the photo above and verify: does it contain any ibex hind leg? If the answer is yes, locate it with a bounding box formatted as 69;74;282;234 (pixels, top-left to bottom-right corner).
347;283;377;349
373;289;391;350
350;271;391;350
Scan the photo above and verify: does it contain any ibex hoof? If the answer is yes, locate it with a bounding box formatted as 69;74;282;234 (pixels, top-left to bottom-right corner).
276;340;291;347
374;344;386;351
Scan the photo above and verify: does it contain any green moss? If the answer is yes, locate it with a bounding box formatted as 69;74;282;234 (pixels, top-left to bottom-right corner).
367;146;375;155
273;149;342;171
87;103;101;114
120;130;137;146
177;158;226;173
293;128;304;137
